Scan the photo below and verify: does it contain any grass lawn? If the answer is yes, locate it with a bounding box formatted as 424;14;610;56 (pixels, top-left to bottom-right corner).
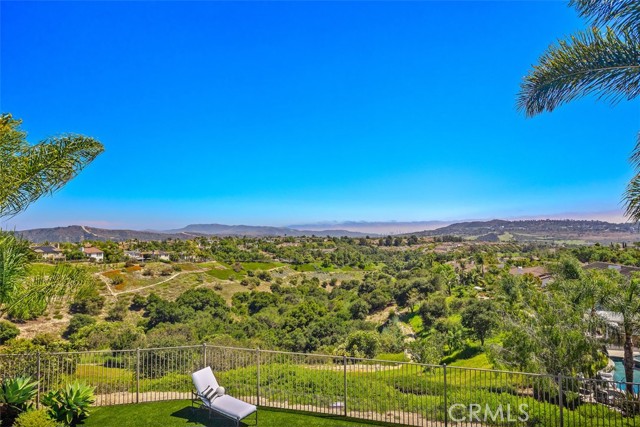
84;401;392;427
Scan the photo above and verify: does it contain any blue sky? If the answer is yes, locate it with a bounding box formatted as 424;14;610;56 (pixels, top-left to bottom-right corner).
1;1;638;229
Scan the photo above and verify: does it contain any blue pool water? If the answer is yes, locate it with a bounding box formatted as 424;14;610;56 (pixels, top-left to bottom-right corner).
612;357;640;393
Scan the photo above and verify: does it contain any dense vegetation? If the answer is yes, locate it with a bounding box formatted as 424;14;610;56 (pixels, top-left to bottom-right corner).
2;234;639;387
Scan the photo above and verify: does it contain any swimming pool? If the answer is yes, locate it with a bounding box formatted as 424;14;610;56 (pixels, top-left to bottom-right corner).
612;357;640;393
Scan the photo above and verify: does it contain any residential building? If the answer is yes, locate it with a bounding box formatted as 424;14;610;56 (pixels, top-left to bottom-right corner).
32;245;65;261
81;246;104;262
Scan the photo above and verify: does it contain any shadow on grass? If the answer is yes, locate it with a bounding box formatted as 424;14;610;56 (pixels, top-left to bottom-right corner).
170;406;250;427
440;344;483;365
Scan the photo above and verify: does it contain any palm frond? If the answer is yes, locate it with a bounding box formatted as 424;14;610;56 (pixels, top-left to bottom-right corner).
0;232;30;304
624;133;640;222
570;0;640;34
517;27;640;117
2;263;92;319
0;134;104;217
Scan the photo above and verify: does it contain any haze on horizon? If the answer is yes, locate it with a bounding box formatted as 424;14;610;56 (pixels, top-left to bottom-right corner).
1;1;638;231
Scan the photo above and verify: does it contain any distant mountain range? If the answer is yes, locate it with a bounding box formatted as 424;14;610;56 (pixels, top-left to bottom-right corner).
17;224;369;242
288;220;451;234
14;219;639;243
413;219;639;243
166;224;368;238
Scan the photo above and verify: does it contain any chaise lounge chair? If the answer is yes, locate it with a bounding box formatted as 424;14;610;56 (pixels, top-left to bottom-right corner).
192;366;257;426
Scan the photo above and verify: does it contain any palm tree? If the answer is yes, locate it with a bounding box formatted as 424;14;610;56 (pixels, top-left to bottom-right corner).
517;0;640;219
0;232;91;319
0;113;104;218
606;275;640;393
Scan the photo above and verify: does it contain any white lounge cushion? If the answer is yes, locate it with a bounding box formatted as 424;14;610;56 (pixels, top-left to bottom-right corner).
205;395;257;421
192;366;256;421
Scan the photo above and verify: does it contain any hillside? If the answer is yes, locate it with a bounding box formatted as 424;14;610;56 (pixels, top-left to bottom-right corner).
15;226;205;243
168;223;369;237
417;219;639;243
16;224;369;243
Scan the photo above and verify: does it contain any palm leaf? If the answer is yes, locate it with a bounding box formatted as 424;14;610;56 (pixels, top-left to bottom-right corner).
624;134;640;222
0;133;104;217
570;0;640;34
517;27;640;117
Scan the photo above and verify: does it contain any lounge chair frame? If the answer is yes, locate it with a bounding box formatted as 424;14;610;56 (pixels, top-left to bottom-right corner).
191;367;258;426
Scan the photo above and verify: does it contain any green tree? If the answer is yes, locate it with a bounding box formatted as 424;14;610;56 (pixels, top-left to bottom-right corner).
344;330;380;359
0;233;93;319
606;275;640;393
461;300;496;346
517;0;640;219
0;113;103;217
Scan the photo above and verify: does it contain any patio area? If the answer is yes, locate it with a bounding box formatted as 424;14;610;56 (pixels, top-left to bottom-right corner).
83;400;393;427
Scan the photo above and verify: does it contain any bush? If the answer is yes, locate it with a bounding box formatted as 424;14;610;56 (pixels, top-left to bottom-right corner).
64;315;96;338
160;267;173;276
110;276;124;285
0;320;20;344
130;293;146;310
142;269;154;277
0;376;39;425
105;298;129;322
13;409;62;427
69;286;105;316
43;383;94;426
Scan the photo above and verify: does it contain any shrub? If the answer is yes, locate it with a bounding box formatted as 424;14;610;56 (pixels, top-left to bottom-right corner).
110;275;124;285
129;294;146;310
43;383;94;426
105;298;129;322
0;376;39;424
13;409;62;427
0;320;20;344
142;268;154;277
160;267;173;276
69;286;105;316
64;315;96;338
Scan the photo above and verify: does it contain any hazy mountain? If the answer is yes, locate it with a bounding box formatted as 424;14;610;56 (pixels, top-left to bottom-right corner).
16;224;370;242
288;220;452;235
16;219;639;243
416;219;639;243
16;225;206;243
167;224;369;237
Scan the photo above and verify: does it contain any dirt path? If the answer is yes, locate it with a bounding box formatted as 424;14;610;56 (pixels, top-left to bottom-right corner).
98;269;208;297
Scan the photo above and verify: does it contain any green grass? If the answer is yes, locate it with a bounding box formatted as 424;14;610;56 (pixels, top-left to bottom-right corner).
241;262;284;270
27;263;56;275
205;268;244;281
376;352;409;362
84;401;392;427
402;309;425;336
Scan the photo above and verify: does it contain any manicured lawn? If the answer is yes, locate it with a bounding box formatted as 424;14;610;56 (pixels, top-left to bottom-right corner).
84;400;391;427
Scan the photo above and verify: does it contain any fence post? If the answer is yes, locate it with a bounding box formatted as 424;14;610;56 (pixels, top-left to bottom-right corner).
256;348;260;407
36;352;41;409
443;364;448;427
136;348;140;404
558;374;564;427
202;343;207;368
343;355;348;417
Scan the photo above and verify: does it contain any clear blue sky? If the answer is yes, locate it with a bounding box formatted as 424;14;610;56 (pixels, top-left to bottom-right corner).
1;1;638;229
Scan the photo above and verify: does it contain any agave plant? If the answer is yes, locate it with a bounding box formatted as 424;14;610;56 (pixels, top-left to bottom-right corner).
0;376;39;424
42;382;95;426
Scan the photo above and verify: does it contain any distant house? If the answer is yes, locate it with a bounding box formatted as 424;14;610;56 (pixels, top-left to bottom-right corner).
124;250;144;262
32;245;65;261
584;262;640;277
81;246;104;262
510;266;553;287
142;250;171;262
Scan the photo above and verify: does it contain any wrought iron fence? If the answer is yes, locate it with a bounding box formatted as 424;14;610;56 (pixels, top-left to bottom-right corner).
1;344;639;426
